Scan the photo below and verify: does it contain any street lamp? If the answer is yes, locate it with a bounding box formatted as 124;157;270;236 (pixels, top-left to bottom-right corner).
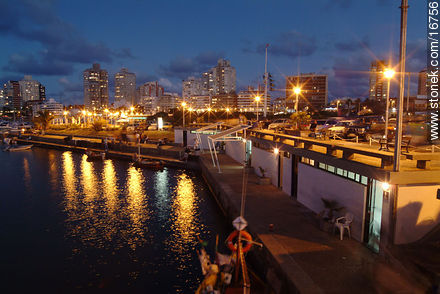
226;107;231;121
383;68;395;139
181;101;187;128
293;87;301;112
63;111;68;124
207;107;212;123
255;96;261;121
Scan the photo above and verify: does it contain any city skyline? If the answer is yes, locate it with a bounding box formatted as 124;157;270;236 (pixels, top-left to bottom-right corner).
0;0;426;105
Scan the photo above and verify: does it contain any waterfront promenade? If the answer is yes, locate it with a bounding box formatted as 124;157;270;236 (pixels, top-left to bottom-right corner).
199;153;427;293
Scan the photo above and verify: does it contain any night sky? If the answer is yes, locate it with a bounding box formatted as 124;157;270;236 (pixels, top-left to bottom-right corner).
0;0;426;105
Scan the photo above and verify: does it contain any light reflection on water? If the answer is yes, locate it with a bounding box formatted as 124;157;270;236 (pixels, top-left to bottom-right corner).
3;149;227;292
125;166;148;250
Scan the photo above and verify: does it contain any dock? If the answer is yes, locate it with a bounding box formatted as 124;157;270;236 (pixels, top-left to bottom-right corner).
199;153;426;293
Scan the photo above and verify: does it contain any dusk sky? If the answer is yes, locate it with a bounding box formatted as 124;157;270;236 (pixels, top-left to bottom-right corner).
0;0;426;105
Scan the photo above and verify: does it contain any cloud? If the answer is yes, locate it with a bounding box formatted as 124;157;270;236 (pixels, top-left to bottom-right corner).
243;31;317;58
3;52;73;76
0;0;133;77
158;51;225;79
159;78;180;93
334;36;370;52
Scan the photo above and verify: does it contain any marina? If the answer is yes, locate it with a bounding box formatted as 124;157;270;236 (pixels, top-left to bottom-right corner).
0;147;229;293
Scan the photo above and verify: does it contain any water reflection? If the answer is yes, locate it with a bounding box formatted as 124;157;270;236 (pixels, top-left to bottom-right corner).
169;173;200;254
154;169;170;218
23;157;31;192
102;159;119;215
48;151;58;191
125;166;148;250
62;152;78;212
81;154;99;202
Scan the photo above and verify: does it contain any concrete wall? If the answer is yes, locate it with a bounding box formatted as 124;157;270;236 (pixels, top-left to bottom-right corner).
225;141;245;165
251;147;278;186
174;129;211;149
394;184;440;244
282;155;292;195
174;129;183;144
297;163;367;242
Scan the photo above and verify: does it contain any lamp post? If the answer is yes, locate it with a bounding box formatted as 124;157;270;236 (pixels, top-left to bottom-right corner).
226;107;230;122
255;96;261;121
82;110;86;127
188;107;193;125
181;101;186;128
63;111;68;125
383;68;395;139
294;87;301;112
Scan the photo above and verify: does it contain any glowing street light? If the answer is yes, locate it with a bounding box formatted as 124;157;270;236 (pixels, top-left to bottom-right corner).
293;87;301;112
63;111;68;124
207;107;212;122
383;68;395;140
274;147;279;155
226;107;231;121
255;96;261;121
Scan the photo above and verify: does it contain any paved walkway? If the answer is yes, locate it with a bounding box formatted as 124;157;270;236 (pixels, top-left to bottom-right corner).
200;153;427;293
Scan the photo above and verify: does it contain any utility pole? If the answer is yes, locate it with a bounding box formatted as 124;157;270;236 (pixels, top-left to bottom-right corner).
264;44;269;118
393;0;409;171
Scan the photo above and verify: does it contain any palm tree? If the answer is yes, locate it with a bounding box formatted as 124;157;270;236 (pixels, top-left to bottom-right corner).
33;110;54;134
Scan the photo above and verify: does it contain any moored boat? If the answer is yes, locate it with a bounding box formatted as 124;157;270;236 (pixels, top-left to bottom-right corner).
4;144;33;152
132;158;164;170
85;149;105;161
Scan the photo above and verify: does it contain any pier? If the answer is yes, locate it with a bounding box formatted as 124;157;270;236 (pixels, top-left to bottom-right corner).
199;153;426;293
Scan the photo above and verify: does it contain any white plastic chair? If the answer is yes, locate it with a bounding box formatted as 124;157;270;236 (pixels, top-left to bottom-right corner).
334;212;353;240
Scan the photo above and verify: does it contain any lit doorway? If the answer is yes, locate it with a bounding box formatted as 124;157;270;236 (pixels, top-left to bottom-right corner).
364;179;384;252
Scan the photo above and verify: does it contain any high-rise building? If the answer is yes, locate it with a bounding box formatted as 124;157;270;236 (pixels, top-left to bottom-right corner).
286;73;328;111
418;69;428;96
138;81;164;112
182;58;236;98
212;59;236;95
368;60;389;101
182;77;205;98
115;68;136;106
3;81;21;110
19;75;42;102
83;63;108;109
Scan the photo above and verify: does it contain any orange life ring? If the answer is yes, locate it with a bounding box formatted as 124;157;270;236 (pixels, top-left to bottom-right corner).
226;230;253;253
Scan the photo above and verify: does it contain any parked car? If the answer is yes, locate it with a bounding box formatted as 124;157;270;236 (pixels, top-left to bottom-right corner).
268;119;292;130
316;118;340;133
327;120;355;137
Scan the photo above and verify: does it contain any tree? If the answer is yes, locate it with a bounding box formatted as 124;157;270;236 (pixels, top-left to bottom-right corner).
91;120;105;132
290;111;311;130
33;110;54;134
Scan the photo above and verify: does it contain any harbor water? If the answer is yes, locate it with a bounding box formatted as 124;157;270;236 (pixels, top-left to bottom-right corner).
0;147;229;293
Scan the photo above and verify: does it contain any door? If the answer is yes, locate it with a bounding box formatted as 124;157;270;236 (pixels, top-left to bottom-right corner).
245;140;252;166
364;179;384;252
183;130;187;147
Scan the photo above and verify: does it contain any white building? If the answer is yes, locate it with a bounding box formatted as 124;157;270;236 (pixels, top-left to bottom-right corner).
32;98;63;117
182;77;206;98
19;75;41;102
190;95;211;109
182;58;236;98
237;86;269;113
212;59;236;95
157;92;179;112
83;63;108;109
115;68;136;106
